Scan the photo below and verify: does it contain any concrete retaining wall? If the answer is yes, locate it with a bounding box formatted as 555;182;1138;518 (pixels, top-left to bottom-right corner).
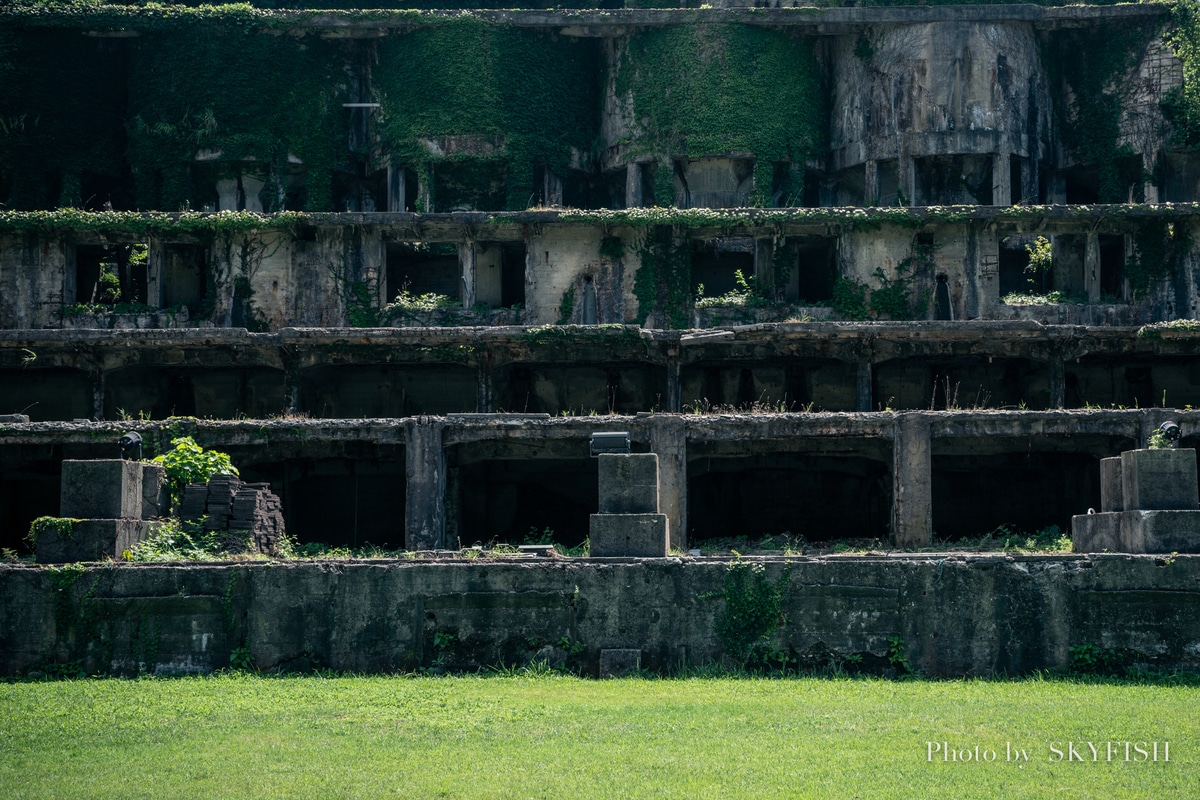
3;554;1198;678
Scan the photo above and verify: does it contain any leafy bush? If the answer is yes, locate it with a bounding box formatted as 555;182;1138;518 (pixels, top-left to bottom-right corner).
151;436;238;506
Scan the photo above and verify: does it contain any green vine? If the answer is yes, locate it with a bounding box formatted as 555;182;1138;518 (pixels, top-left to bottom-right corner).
615;24;825;207
374;17;598;211
27;516;82;546
634;227;692;329
1128;217;1192;299
714;560;791;669
1045;21;1156;203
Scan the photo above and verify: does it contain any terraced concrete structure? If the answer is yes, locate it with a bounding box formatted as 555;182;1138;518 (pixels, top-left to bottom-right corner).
2;2;1200;674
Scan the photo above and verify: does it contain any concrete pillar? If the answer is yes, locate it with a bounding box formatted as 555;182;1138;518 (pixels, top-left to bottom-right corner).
992;151;1011;206
649;414;687;550
460;242;476;309
419;164;433;213
216;178;238;212
1049;358;1065;409
666;349;682;413
405;417;446;550
1143;152;1159;204
1085;232;1101;303
146;237;165;308
387;165;405;212
892;413;932;548
900;155;916;206
91;369;105;421
864;160;879;206
476;364;493;413
625;163;643;209
856;357;873;412
241;174;265;213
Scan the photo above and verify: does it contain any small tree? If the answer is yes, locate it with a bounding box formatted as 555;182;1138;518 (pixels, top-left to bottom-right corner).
1024;236;1053;293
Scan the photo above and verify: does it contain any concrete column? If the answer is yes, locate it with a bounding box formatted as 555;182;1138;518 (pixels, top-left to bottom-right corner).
387;165;405;212
650;414;687;550
1085;232;1101;303
1143;152;1160;204
892;413;932;548
146;237;165;308
856;357;873;412
476;363;493;413
1049;358;1065;409
666;348;682;413
91;369;105;421
864;160;879;206
625;163;643;209
900;155;916;206
460;241;476;309
419;164;433;213
405;417;446;550
992;151;1011;206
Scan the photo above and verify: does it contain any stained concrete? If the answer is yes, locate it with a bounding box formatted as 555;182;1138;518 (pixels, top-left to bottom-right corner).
2;554;1198;678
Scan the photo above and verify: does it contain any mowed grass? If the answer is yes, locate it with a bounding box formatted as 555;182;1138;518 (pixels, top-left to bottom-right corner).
0;673;1196;799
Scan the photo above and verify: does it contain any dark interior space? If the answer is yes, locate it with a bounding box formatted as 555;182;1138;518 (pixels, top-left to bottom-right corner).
874;357;1052;411
0;368;92;421
162;244;207;313
830;165;865;207
563;169;617;209
1099;234;1126;301
691;238;755;298
793;236;837;303
1009;156;1024;205
452;452;598;547
104;366;286;420
283;457;405;550
680;359;857;412
74;243;148;306
299;364;477;418
998;236;1033;297
931;445;1108;540
1063;155;1143;204
0;458;61;554
494;362;666;415
386;242;460;302
500;243;527;307
687;449;890;542
433;159;507;212
1066;357;1200;409
913;155;992;205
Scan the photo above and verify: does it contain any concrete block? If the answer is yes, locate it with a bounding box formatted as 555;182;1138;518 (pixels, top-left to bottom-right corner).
60;459;143;519
1121;448;1199;511
597;453;659;514
599;648;642;678
1121;510;1200;554
589;513;669;558
1071;513;1122;553
1100;457;1124;512
35;519;148;563
141;463;168;519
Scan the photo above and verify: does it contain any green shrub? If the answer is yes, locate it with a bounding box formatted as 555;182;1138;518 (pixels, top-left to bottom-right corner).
151;436;238;506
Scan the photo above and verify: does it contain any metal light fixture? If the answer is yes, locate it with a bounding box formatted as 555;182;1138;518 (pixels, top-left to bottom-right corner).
119;431;142;460
590;431;631;457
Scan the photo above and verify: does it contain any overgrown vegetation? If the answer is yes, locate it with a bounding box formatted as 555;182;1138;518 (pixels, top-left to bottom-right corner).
374;18;599;211
714;560;790;670
150;436;238;509
615;25;825;207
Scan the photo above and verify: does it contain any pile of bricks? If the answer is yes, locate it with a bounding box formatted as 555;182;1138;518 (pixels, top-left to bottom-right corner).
181;474;286;555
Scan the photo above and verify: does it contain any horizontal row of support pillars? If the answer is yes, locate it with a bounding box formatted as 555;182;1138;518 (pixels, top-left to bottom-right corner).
403;413;934;552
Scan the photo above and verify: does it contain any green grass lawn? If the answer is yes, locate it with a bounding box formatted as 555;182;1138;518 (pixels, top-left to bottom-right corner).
0;673;1195;799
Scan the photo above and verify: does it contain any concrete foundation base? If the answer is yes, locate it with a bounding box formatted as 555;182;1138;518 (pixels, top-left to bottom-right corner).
34;519;148;564
589;514;669;558
1073;510;1200;553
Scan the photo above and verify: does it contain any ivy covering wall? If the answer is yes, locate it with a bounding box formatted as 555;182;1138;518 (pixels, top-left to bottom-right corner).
0;30;128;210
127;28;350;211
613;24;825;207
373;19;600;211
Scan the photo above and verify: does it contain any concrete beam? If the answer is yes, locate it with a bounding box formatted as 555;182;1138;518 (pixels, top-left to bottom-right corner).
649;414;687;550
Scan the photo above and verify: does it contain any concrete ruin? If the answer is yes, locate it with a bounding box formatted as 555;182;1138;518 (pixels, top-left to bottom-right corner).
3;2;1200;675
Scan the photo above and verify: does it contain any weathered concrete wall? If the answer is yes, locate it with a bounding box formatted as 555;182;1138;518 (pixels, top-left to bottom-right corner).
0;234;66;330
2;555;1198;678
